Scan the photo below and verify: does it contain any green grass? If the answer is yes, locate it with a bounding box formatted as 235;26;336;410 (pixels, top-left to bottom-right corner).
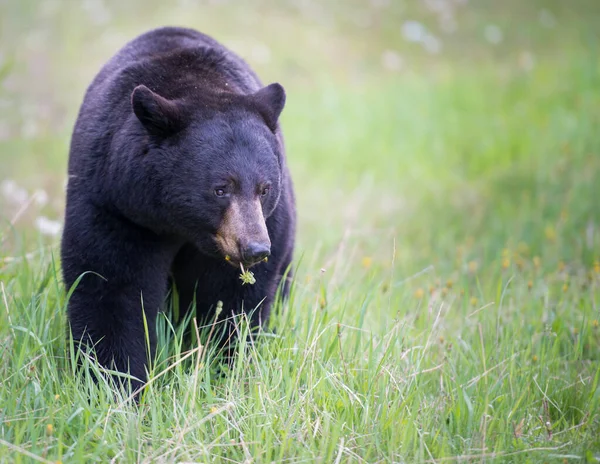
1;0;600;462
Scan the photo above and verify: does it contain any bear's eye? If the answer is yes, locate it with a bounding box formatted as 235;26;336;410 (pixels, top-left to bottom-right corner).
214;188;226;197
261;186;270;197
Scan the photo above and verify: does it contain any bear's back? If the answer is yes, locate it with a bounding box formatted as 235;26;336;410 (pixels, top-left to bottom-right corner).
91;27;262;97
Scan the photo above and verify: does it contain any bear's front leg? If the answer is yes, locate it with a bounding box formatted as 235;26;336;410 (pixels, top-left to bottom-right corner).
68;282;160;392
62;205;179;393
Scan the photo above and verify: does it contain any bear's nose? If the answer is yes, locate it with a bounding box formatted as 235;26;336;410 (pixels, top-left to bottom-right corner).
241;242;271;264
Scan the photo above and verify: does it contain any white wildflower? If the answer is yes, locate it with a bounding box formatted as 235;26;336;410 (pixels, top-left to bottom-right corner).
484;24;503;45
32;189;49;207
402;20;427;43
35;216;62;237
1;179;28;204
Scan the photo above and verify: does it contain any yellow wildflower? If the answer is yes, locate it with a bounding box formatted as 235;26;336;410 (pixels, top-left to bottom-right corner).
468;261;478;273
544;225;556;242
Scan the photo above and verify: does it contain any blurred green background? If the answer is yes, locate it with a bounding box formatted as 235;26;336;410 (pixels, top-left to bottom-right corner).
1;1;600;461
1;0;598;270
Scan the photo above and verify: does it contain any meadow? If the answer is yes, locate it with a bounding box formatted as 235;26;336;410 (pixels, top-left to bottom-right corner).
1;0;599;462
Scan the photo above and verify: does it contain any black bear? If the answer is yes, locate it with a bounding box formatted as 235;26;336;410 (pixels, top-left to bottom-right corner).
61;26;295;391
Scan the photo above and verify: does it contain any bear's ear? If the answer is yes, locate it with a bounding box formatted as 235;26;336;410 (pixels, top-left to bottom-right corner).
251;83;286;132
131;85;184;135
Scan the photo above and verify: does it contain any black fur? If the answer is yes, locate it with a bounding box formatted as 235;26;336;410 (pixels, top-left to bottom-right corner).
61;27;296;391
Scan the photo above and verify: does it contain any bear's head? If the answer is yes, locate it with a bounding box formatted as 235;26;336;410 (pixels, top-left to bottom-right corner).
125;83;287;268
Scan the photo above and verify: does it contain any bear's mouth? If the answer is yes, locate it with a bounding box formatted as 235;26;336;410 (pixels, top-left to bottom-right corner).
222;250;269;269
224;255;263;269
214;236;268;269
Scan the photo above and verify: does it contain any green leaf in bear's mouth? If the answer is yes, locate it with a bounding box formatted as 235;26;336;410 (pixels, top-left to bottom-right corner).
239;263;256;285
